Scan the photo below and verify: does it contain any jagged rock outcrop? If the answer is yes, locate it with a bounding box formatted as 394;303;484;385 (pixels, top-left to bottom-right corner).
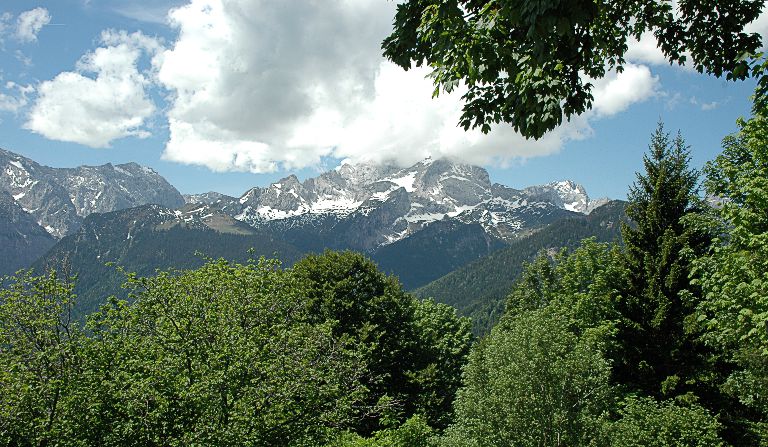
0;148;185;238
213;157;605;245
0;189;56;275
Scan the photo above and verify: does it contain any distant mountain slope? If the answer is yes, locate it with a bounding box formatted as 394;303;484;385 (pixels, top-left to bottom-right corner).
196;158;607;247
372;219;506;289
0;148;184;238
0;190;56;275
415;200;628;335
34;203;508;316
34;205;304;318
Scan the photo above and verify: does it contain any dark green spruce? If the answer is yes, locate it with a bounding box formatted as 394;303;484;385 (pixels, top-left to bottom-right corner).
614;124;712;399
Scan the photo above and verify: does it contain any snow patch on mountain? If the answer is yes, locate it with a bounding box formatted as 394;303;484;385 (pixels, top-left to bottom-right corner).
383;171;418;192
0;148;185;238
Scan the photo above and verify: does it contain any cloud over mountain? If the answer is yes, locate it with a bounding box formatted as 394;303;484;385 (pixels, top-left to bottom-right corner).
25;0;664;171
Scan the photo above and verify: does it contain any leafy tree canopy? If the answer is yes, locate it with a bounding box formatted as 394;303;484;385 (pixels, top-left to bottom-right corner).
0;270;81;446
695;106;768;441
291;251;472;432
383;0;764;139
439;305;614;447
0;254;472;446
607;396;724;447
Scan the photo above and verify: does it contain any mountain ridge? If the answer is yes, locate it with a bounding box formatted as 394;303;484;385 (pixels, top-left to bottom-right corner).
2;148;608;249
0;148;185;238
178;157;607;248
3;148;617;314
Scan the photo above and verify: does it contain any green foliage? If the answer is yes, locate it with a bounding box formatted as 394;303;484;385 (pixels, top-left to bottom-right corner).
505;239;625;334
0;253;472;445
292;250;421;433
292;251;472;432
416;200;627;336
383;0;764;139
0;270;82;446
616;124;712;398
607;397;724;447
695;108;768;442
410;299;472;429
73;259;368;446
439;306;613;447
331;415;434;447
699;108;768;358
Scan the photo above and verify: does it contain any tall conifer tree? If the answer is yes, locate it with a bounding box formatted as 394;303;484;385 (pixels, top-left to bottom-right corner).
616;123;710;398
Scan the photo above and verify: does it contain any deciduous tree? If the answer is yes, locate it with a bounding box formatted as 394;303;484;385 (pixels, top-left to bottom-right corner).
383;0;764;139
695;107;768;442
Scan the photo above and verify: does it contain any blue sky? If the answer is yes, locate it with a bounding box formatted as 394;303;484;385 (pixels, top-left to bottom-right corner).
0;0;763;200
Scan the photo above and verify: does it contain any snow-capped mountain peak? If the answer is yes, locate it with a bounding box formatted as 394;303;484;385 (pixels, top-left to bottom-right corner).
2;149;609;249
220;158;606;246
0;148;185;238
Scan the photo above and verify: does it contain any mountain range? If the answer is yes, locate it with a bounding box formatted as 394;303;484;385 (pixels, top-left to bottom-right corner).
183;158;609;249
1;147;620;322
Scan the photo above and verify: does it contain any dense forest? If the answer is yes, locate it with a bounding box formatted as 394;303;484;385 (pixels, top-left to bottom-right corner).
2;110;768;445
3;0;768;444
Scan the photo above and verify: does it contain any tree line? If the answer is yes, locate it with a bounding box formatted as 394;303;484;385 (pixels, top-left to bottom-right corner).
2;107;768;444
3;2;768;440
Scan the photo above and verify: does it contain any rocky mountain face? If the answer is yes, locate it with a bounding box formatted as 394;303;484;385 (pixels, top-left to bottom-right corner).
0;148;185;238
183;191;238;205
0;190;57;275
13;151;614;316
184;158;607;248
0;148;609;250
0;148;608;246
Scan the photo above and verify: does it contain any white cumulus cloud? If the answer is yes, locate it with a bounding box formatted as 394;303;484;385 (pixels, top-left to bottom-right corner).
298;62;594;168
154;0;659;173
157;0;393;172
28;0;664;169
25;30;161;148
15;7;51;43
591;64;660;117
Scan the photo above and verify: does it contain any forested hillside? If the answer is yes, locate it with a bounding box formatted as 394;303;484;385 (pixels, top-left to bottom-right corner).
372;219;506;289
32;205;305;318
3;1;768;445
416;200;626;334
5;115;768;445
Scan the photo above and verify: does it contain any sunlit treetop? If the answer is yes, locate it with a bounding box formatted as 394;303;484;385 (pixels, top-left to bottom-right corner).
382;0;765;139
